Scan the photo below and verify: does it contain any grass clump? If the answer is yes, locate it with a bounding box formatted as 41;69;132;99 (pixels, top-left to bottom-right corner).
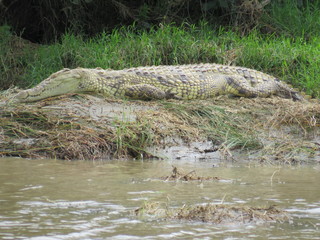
162;101;261;151
112;118;154;159
135;202;290;224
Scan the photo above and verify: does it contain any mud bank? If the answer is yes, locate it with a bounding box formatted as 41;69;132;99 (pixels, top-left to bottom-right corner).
1;93;320;164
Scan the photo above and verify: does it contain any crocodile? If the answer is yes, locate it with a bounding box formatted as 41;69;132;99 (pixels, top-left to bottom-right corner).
11;63;303;102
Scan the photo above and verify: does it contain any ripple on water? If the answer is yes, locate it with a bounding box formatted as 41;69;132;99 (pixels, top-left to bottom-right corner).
0;158;320;239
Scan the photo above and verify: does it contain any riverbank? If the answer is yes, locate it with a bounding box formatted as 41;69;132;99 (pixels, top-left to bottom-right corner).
1;18;320;164
1;93;319;164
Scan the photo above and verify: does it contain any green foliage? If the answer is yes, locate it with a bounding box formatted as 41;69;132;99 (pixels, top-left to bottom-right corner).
261;0;320;39
0;0;124;42
1;0;319;43
235;33;320;97
0;25;11;81
0;25;32;89
113;119;154;159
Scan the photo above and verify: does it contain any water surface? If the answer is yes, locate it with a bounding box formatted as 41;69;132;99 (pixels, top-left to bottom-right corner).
0;158;319;239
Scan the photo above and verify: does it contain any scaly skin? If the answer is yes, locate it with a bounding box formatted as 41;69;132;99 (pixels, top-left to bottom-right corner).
12;64;303;102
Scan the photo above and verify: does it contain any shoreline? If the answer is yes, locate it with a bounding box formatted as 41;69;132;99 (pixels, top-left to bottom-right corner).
1;93;319;164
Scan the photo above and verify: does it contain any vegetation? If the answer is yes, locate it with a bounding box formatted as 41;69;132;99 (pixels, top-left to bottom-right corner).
262;0;320;38
0;0;272;42
1;1;319;42
1;93;318;163
135;201;290;224
161;101;260;150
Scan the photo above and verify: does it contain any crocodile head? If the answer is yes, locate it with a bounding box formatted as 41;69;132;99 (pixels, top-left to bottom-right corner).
12;68;84;102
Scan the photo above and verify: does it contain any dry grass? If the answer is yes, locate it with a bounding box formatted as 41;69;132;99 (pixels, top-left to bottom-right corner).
0;109;115;160
0;94;202;160
1;93;320;163
135;201;290;224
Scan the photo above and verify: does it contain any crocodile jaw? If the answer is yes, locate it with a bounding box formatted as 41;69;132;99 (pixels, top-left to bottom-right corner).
13;68;83;102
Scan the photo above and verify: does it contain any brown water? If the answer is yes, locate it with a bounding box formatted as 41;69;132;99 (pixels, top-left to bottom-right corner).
0;157;319;240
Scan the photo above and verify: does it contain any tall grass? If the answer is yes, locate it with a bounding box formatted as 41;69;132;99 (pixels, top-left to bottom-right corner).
1;22;319;97
262;0;320;39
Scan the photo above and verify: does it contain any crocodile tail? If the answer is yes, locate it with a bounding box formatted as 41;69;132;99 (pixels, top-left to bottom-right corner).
275;80;304;101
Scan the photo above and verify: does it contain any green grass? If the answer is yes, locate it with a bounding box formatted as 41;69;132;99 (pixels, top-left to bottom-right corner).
1;22;320;97
261;0;320;39
112;118;154;158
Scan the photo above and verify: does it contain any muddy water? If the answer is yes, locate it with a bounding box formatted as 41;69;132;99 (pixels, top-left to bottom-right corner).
0;157;319;240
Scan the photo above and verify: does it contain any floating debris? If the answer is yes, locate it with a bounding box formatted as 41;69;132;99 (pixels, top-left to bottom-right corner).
135;202;291;225
160;166;221;181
